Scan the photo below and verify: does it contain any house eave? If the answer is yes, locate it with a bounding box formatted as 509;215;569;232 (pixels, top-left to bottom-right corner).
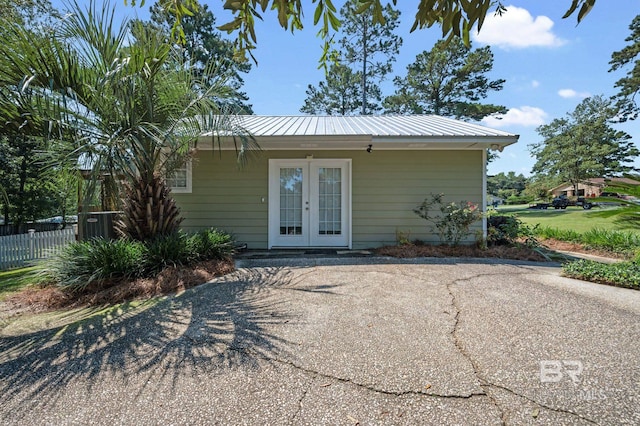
196;135;518;151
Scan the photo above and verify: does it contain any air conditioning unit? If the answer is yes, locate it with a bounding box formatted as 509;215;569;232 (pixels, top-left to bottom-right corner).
78;211;122;241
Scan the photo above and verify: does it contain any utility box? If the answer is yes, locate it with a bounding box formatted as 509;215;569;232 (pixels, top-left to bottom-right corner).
78;211;122;241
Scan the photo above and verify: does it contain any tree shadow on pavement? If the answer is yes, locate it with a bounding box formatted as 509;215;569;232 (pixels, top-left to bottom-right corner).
0;266;313;408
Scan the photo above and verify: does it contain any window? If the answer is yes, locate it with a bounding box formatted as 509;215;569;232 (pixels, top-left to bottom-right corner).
166;161;192;193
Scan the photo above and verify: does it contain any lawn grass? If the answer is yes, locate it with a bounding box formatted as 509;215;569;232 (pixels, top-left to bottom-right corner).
494;204;639;234
1;298;162;336
0;266;39;301
496;205;640;287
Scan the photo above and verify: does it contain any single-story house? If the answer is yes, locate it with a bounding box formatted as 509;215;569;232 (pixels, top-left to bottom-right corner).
171;115;518;250
549;177;640;198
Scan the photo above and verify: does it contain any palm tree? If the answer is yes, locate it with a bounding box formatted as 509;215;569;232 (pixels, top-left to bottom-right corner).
595;178;640;228
0;1;255;241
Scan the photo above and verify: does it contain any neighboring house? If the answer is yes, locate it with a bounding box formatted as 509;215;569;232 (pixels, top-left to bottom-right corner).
549;178;640;198
486;195;505;207
171;115;517;250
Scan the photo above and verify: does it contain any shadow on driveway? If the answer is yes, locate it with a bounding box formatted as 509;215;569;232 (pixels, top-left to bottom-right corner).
0;266;333;409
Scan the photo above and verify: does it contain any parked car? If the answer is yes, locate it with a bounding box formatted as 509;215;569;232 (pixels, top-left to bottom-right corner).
35;215;78;224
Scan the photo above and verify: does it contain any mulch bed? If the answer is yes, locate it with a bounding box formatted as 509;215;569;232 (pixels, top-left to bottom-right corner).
376;244;548;262
5;258;235;313
540;239;628;260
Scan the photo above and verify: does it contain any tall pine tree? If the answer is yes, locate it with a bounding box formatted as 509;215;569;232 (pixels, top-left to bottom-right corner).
300;63;362;115
300;0;401;115
384;38;506;121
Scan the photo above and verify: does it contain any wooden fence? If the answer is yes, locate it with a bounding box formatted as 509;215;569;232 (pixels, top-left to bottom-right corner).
0;226;77;270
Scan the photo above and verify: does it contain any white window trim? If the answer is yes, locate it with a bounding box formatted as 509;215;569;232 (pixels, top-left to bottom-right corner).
168;160;192;194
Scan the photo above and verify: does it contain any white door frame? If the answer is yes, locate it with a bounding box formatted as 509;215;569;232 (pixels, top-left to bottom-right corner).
268;159;352;249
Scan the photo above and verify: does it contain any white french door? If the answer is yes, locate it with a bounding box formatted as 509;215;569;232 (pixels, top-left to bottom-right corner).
269;159;351;248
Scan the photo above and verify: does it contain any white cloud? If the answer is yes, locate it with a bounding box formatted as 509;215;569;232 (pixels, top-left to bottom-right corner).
558;88;591;99
482;106;547;128
531;80;540;88
473;6;566;49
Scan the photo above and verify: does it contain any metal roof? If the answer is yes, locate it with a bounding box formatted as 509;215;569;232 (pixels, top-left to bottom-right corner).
221;115;516;138
199;115;518;151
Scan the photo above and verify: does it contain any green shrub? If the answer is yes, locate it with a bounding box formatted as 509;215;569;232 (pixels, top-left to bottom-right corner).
486;214;541;249
414;193;482;246
143;232;195;274
51;238;146;290
46;229;235;290
505;195;534;205
190;228;235;260
563;260;640;289
486;215;520;246
143;229;235;273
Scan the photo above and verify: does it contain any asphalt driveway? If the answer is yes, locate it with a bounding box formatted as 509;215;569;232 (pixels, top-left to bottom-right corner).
1;257;639;425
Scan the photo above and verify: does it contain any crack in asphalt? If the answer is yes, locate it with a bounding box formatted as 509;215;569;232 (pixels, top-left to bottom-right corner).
452;270;535;284
290;376;314;425
448;275;599;425
445;276;507;425
229;264;600;424
482;382;599;425
390;267;538;288
227;346;487;401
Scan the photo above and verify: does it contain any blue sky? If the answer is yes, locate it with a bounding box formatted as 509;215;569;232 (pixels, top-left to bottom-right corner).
54;1;640;176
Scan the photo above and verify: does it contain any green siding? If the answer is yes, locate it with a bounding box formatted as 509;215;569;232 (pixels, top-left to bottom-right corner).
173;150;484;249
172;150;270;248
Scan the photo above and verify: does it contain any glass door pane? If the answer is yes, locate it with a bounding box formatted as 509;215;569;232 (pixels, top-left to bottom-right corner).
317;167;341;235
279;167;303;235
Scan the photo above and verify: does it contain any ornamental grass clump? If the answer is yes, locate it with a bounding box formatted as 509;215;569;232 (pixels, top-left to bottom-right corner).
46;238;146;291
44;229;235;292
142;232;195;274
414;193;482;246
191;228;235;261
535;226;640;257
581;228;640;255
534;226;582;243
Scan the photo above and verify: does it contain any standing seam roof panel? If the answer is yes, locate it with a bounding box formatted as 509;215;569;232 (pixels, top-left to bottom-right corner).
391;115;447;135
376;115;421;135
223;115;516;138
404;116;455;136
